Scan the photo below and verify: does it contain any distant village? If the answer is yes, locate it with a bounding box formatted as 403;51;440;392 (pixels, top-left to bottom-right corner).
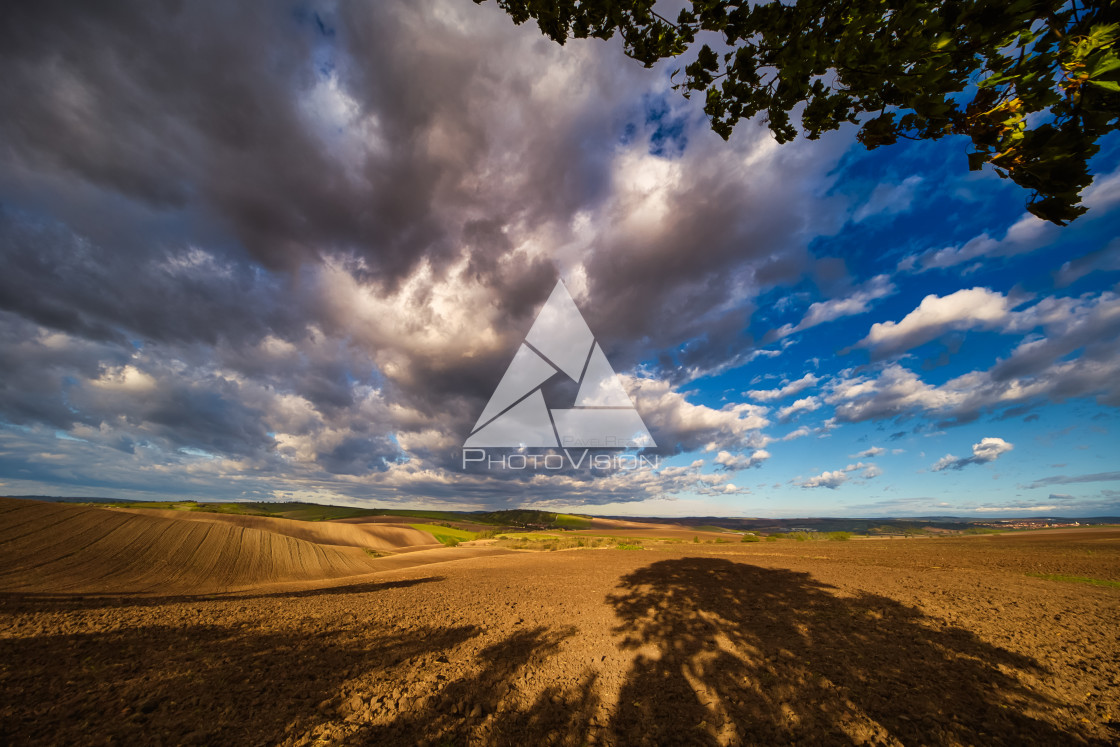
973;519;1084;530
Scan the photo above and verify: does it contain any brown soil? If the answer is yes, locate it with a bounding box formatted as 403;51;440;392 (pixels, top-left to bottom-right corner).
117;507;440;551
0;499;433;595
0;501;1117;746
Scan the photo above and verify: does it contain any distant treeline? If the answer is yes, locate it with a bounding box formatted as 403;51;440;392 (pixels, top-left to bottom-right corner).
7;496;1116;532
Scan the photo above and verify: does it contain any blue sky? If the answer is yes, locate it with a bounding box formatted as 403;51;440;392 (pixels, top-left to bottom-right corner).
0;1;1117;517
560;130;1120;517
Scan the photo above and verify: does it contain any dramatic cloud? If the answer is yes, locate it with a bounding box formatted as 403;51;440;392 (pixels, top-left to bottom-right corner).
931;437;1014;471
0;0;1116;515
0;0;834;493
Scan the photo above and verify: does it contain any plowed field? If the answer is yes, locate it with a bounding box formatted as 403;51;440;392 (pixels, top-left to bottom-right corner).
0;499;1117;746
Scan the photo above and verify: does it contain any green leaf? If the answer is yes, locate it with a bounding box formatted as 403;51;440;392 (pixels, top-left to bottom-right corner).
1087;79;1120;92
484;0;1119;225
1089;50;1120;78
931;34;952;51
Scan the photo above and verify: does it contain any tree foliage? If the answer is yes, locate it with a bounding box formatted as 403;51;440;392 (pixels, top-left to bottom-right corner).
481;0;1120;224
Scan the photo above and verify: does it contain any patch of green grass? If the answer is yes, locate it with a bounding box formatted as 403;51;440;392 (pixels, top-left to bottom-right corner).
492;532;563;540
553;513;592;529
90;500;190;511
382;510;476;523
741;533;761;543
362;548;388;558
765;530;855;542
1027;573;1120;589
492;535;611;551
474;509;595;529
615;542;643;550
191;503;266;516
692;525;735;534
193;501;374;521
407;523;477;546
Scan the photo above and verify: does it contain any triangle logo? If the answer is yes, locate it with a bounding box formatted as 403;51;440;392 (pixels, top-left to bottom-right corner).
465;280;656;449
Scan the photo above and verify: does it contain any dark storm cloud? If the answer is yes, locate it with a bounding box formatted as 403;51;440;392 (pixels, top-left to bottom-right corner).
74;370;274;459
0;0;834;352
0;207;303;349
316;433;401;476
0;311;129;429
582;138;838;378
0;0;856;502
0;1;627;354
0;0;468;282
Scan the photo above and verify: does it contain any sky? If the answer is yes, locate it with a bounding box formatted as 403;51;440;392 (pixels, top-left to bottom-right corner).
1;0;1118;518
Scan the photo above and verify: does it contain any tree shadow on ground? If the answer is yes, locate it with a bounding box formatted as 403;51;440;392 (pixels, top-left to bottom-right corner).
1;559;1105;746
325;559;1103;746
605;557;1102;746
347;624;601;747
0;615;481;746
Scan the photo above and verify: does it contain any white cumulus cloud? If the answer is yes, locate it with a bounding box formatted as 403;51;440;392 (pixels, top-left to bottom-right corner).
777;396;821;422
714;449;771;471
858;287;1015;357
931;437;1014;471
747;373;819;402
773;274;895;339
797;461;880;489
